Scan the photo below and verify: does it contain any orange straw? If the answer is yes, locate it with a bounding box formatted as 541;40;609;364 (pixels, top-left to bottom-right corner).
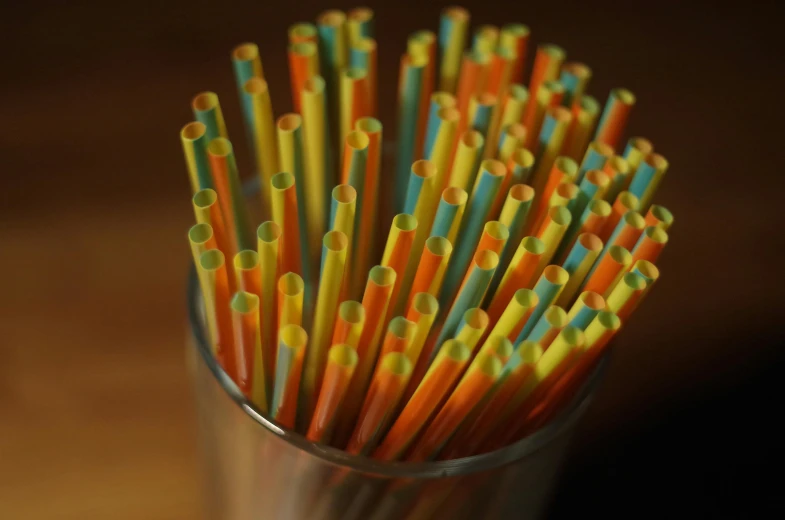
306;345;359;444
582;245;632;297
599;191;640;242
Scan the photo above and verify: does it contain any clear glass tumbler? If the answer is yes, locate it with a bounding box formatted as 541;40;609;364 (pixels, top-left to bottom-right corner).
185;179;608;520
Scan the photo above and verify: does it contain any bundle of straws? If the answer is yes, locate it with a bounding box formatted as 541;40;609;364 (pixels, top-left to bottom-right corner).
183;6;673;461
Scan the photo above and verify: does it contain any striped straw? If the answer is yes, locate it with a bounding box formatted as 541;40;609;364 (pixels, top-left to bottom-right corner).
628;153;669;211
180;122;213;193
241;78;279;218
192;91;228;141
559;62;592;107
499;23;530;85
594;88;636;149
271;324;308;429
438;6;471;93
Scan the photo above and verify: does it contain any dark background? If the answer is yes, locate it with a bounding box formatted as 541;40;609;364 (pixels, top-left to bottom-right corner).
1;1;783;517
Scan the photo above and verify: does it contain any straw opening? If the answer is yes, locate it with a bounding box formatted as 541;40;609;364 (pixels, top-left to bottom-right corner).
369;266;396;287
513;148;535;168
442;187;468;206
505;123;527;140
438;107;461;122
623;211;646;229
277;114;302;132
645;226;668;244
234;250;259;270
291;42;318;56
629;137;653;154
508;84;529;101
193;189;217;209
329;344;359;367
649;205;674;225
192;92;219;112
339;300;365;324
509;184;535;203
484;221;510;241
332;184;357;204
257;221;281;243
474;250;500;270
501;23;530;36
303;76;326;94
442;340;471;362
554;158;578;179
550;106;572;122
231;291;259;313
623;272;647;291
544;306;569;328
514;288;539;309
589;141;614;158
380;352;413;376
348;7;373;22
607;155;629;173
580;95;600;113
618;191;640;211
389;317;416;340
586;169;610;187
318;10;346;26
560;326;584;346
181;122;206;140
519;340;544;364
608;245;632;265
271;172;295;191
243;77;268;94
425;236;453;257
562;62;591;78
613;88;636;105
323;230;348;252
393;214;418;232
543;80;565;94
477;92;497;106
522;236;546;255
598;311;622;331
633;260;660;281
581;291;606;311
354;38;377;52
207;138;233;157
462;130;484;149
346;130;370;150
412;293;439;315
487;336;513;360
647;153;669;170
463;308;490;331
189;223;213;245
556;183;578;200
433;92;457;108
280;324;308;348
232;43;259;61
543;265;569;285
578;233;604;252
200;249;225;270
550;206;572;226
345;67;367;80
482;159;506;178
474;353;503;378
542;43;566;59
588;199;612;217
444;6;469;21
355;117;382;134
290;23;317;38
279;273;304;296
412;160;437;179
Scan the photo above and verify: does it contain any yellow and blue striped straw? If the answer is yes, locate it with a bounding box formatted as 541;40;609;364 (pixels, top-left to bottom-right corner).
496;124;527;164
531;106;573;197
563;94;600;161
566;291;606;330
257;221;281;398
559;62;591;107
499;84;530;130
557;232;604;307
491;184;536;294
232;43;264;100
349;37;378;116
405;292;440;367
394;53;429;214
424;92;457;160
180;122;213;193
427;108;461;194
524;80;565;151
347;7;374;46
192;91;228;141
437;6;470;93
467;92;498;157
430;187;468;243
316;10;348;133
241;78;279;216
484;288;539;343
514;265;569;344
556;169;611;260
576;141;614;184
499;23;530;85
508;147;536;185
622;136;654;179
447;130;484;192
603;155;632;203
352;118;383;298
527;305;568;349
535;206;573;274
628;153;669;211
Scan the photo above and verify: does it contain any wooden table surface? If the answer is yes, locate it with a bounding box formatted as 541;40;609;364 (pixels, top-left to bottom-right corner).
1;2;782;518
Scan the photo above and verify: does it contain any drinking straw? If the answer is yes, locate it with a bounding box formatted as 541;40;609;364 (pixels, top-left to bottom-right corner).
555;169;610;260
594;88;636;149
485;47;515;100
241;78;279;218
573;199;612;242
557;232;604;306
271;324;308;429
407;236;453;312
562;94;601;161
347;352;413;455
498;23;530;85
288;22;318;44
582;245;632;297
605;272;647;317
329;184;357;300
270;172;302;276
530;105;572;197
339;68;370;146
485;288;539;342
447;131;484;192
628;153;670;211
233;250;261;303
348;117;382;286
534;206;572;273
380;214;418;323
408;352;503;461
476;334;515;365
232;43;264;102
407;31;437;160
288;42;319;113
277;272;305;329
334;266;396;445
467;92;498;152
435;250;499;352
429;187;468;243
559;62;592;107
506;148;536;191
598;210;646;257
644;204;675;231
455;50;490;123
499;84;530;130
306;344;359;444
455;308;491;354
180;122;213;193
437;6;470;93
394;53;428;214
440;160;506;305
405;292;440;366
493;184;535;289
257;221;281;395
474;221;510;261
599;191;640;241
349;38;378;116
472;24;499;54
627;260;660;318
526;306;568;349
486;237;545;323
230;291;262;405
192;91;228;141
514;265;570;344
426;108;461;194
531;156;578;227
347;7;374;46
524;44;566;139
622;136;654;178
440;340;542;459
302;76;333;231
189;224;217;306
630;226;669;265
566;291;605;330
423;93;458;160
377;317;418;362
208;138;253;251
330;300;365;349
496;124;527;167
199;250;235;375
373;339;471;460
316;10;348;130
192;189;232;268
530;182;578;238
277;115;311;283
602;155;631;203
576;141;614;184
302;231;349;421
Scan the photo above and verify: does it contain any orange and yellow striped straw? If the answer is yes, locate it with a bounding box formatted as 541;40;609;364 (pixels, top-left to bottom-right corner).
241;78;279;217
486;237;545;323
594;88;636;149
407;30;437;161
499;84;530;130
582;244;632;297
606;272;647;319
302;76;333;235
192;91;228;142
381;214;418;321
630;226;669;265
288;22;318;44
316;10;348;134
306;344;359;444
437;6;470;93
350;38;378;116
302;231;349;421
565;291;605;330
408;352;503;461
189;224;217;310
599;191;640;242
524;78;566;151
270;172;302;277
447;131;484;192
334;266;396;445
404;292;440;367
347;352;413;455
485;288;539;343
559;62;592;107
526;305;568;350
257;221;281;393
455;308;491;354
561;94;601;161
230;291;263;406
530;182;578;239
557;232;604;307
352;117;383;296
198;249;235;377
472;24;499;54
207;138;253;252
476;334;515;365
373;339;471;461
532;156;578;225
602;155;632;203
473;221;510;264
534;206;572;273
644;204;675;231
233;249;261;318
339;68;370;146
377;317;417;365
455;50;490;123
180;122;213;194
288;42;320;113
407;236;453;311
485;47;515;100
271;324;308;429
499;23;530;85
192;189;233;271
622;136;654;179
347;7;374;47
429;187;468;243
526;44;565;110
330;300;365;349
530;105;572;196
277;272;304;331
329;184;357;301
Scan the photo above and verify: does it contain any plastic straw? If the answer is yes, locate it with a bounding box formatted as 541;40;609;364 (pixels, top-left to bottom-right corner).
455;50;490;124
407;31;437;161
329;184;357;300
189;224;217;307
530;105;572;197
438;6;470;93
230;291;263;405
430;187;468;243
486;237;545;322
339;68;370;146
524;74;566;151
630;226;668;265
493;184;535;290
277;272;305;329
288;22;318;44
597;210;646;260
582;244;632;297
559;62;592;107
526;305;568;350
404;293;440;366
302;76;333;231
381;214;418;322
241;78;279;217
566;291;605;330
514;265;570;344
270;172;302;277
644;204;675;231
341;130;370;281
180;122;213;193
373;339;471;461
455;308;491;354
423;92;458;160
394;53;428;214
316;10;348;130
302;231;349;421
485;288;539;343
208;138;253;251
377;317;418;363
192;91;228;141
499;84;530;130
306;344;359;444
330;300;365;349
600;191;640;242
622;136;654;179
352;117;383;298
628;153;669;211
447;131;484;192
485;47;515;101
606;272;647;318
576;141;614;184
288;41;319;113
555;169;610;259
257;221;281;394
349;38;378;116
407;236;453;311
499;23;530;85
347;7;374;46
271;324;308;429
530;181;578;239
233;249;261;308
627;260;660;318
472;24;499;54
192;189;232;267
427;108;461;194
594;88;636;149
526;44;566;115
557;232;604;306
562;94;600;161
467;92;499;156
496;124;527;167
534;206;572;274
232;43;264;97
602;155;632;203
199;250;235;376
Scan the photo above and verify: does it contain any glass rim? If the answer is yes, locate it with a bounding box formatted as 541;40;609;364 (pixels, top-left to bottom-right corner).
185;179;609;479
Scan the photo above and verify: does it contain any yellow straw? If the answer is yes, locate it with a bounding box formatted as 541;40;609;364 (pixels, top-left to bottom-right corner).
278;272;304;329
301;76;331;258
257;221;281;397
405;292;440;366
243;78;279;215
448;130;484;192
